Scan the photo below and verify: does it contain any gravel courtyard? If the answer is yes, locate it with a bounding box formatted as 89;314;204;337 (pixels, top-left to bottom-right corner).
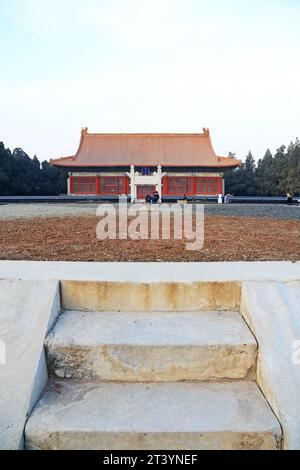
0;202;300;262
1;202;300;220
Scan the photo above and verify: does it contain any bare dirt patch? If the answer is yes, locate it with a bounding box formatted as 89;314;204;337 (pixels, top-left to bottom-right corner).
0;215;299;262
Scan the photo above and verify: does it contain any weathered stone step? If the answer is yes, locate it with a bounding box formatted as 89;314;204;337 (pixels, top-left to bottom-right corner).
46;310;257;382
25;381;282;450
60;280;241;312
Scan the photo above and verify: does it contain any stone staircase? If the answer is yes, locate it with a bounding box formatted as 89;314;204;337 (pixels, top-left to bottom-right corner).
25;308;282;450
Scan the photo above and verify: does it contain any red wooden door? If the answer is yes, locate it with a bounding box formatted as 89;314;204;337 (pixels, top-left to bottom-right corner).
137;185;156;200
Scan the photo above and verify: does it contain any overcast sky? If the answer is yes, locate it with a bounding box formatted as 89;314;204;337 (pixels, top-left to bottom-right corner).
0;0;299;162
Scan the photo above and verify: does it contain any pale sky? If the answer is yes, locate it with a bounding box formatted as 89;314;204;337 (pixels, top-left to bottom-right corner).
0;0;299;162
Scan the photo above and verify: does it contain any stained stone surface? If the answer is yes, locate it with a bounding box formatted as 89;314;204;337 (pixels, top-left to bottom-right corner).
46;310;257;381
241;281;300;450
0;280;60;449
25;380;282;450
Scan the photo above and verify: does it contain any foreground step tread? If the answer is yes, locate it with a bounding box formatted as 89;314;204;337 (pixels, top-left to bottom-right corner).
25;381;282;450
46;310;257;381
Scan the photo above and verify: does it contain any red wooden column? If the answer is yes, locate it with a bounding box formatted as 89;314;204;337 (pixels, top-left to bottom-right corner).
96;176;100;195
190;176;196;196
162;176;169;196
120;176;127;195
70;176;74;194
218;177;223;195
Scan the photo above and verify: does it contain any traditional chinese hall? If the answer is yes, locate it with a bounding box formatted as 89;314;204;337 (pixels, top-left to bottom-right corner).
51;128;240;201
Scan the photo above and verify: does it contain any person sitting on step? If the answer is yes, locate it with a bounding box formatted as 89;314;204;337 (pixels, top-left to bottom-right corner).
152;191;160;204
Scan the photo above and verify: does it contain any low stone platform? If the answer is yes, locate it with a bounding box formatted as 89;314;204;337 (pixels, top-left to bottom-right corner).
1;261;300;449
25;380;281;450
45;310;257;382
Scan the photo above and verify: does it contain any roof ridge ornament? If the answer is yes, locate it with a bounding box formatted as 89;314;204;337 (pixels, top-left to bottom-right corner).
202;128;210;136
81;127;88;135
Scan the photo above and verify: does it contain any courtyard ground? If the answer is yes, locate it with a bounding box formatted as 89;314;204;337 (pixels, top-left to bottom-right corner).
0;203;300;261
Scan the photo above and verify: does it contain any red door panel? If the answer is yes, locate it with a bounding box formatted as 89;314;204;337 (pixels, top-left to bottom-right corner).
137;185;156;199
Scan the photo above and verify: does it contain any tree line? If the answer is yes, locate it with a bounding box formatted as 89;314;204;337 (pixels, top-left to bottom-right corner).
0;142;67;195
225;139;300;196
1;138;300;196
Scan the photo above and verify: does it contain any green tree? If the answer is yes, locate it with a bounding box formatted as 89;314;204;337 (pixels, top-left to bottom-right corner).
0;142;12;195
225;151;257;196
256;149;274;196
0;141;67;196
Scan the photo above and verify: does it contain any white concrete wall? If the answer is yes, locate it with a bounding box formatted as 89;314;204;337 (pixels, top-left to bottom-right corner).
0;280;60;449
1;260;300;283
241;281;300;450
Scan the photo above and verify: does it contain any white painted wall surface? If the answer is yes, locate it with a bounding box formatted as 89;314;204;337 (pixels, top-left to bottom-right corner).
0;280;60;449
1;261;300;283
241;281;300;449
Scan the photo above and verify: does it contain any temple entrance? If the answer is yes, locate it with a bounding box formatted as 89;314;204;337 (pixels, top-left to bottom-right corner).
136;185;156;200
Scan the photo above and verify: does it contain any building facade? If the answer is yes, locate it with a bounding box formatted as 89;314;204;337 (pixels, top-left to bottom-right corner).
51;128;240;201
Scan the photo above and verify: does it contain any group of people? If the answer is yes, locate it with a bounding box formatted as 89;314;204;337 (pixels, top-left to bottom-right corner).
218;193;232;204
224;193;232;204
145;191;160;204
144;191;295;205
